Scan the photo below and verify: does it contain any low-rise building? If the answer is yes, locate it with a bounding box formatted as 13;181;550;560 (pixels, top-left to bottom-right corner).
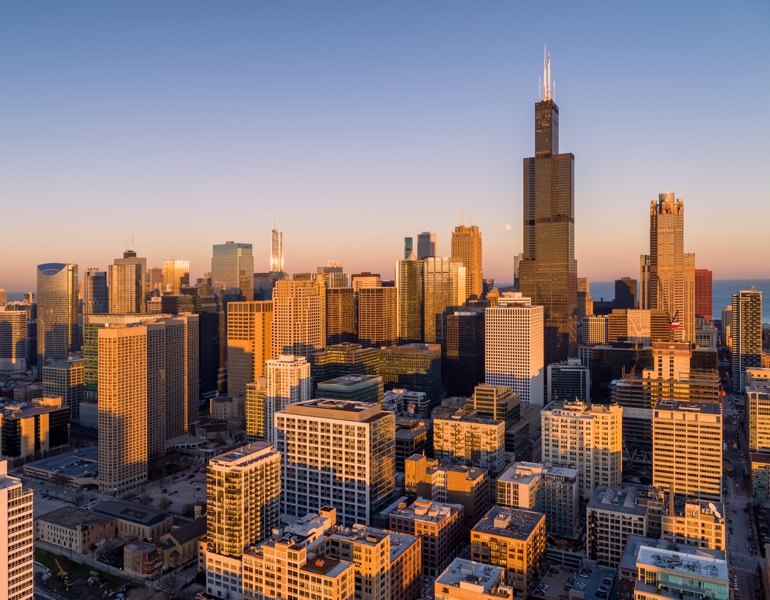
0;397;70;465
387;498;464;579
660;496;725;551
587;486;648;568
470;505;546;596
92;500;173;543
395;418;432;472
242;537;356;600
34;507;116;554
405;454;491;534
124;541;163;579
318;524;422;600
434;558;513;600
632;543;728;600
159;516;207;570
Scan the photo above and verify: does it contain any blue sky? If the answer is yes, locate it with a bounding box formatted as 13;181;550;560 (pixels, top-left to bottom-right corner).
1;1;768;290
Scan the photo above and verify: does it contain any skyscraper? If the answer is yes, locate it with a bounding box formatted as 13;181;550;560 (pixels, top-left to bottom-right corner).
615;277;638;310
97;325;149;494
37;262;79;364
272;279;326;358
0;309;28;373
396;254;423;344
451;224;483;300
162;259;190;294
325;287;356;345
695;269;713;321
732;288;762;391
417;232;436;259
109;248;147;314
264;354;312;443
358;287;398;348
445;311;485;397
270;228;284;273
422;257;465;343
485;293;544;406
404;236;414;260
42;358;84;420
519;49;577;365
0;460;34;600
640;194;695;342
226;301;273;398
82;268;108;315
212;241;255;303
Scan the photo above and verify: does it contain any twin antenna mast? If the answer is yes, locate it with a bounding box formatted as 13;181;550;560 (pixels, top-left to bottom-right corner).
539;45;556;102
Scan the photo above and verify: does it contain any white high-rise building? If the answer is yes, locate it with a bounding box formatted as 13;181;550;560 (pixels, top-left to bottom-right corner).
276;399;395;526
265;354;312;443
485;292;544;405
0;461;34;600
541;400;622;499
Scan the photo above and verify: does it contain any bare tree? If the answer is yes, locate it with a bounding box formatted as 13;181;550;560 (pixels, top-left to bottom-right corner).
159;497;173;511
157;571;190;599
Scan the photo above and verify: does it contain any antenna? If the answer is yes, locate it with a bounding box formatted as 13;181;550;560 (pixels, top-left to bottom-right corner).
542;45;552;101
461;207;464;226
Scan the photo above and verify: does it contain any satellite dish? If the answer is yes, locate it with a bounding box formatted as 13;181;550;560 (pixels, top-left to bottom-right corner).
708;502;722;520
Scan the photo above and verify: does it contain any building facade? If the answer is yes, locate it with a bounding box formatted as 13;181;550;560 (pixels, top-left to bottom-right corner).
451;224;483;300
226;301;274;398
37;262;79;364
0;460;34;600
485;293;544;406
732;288;762;392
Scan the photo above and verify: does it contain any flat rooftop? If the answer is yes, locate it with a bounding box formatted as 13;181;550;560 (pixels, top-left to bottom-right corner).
24;447;99;479
388;498;462;524
210;442;277;467
326;524;419;563
283;399;388;423
93;500;168;527
654;399;722;414
637;546;728;581
588;486;647;516
498;462;544;486
620;536;725;572
435;410;503;426
37;506;114;529
436;558;505;594
318;375;381;388
473;505;545;540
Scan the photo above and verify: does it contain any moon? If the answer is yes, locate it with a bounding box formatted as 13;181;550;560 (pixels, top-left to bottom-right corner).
505;224;512;230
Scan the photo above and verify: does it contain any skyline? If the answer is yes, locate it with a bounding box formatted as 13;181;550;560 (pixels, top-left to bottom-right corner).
2;2;769;290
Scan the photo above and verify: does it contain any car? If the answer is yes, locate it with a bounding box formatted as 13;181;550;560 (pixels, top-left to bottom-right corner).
603;577;613;585
196;487;201;491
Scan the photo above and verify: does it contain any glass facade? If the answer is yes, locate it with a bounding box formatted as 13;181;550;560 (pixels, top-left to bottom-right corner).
37;262;79;364
211;241;254;303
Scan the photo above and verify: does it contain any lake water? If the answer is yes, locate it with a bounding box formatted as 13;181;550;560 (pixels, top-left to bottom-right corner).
590;279;770;324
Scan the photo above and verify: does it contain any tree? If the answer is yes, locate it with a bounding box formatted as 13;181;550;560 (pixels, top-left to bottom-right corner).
180;504;195;518
157;571;191;600
159;497;173;511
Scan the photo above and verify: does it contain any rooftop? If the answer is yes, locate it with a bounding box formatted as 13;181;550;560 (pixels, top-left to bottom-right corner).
37;506;114;529
327;524;420;562
210;442;277;467
24;448;98;479
637;545;728;581
654;400;722;414
318;374;381;388
435;409;504;426
283;399;389;423
389;497;463;524
435;558;506;595
497;462;544;486
473;505;545;540
588;486;647;516
161;516;207;547
93;500;169;527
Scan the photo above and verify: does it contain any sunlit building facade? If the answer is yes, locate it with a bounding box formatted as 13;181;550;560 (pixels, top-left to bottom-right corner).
212;241;254;303
37;262;79;364
272;279;326;358
451;224;483;300
162;259;190;295
0;461;34;600
226;301;273;399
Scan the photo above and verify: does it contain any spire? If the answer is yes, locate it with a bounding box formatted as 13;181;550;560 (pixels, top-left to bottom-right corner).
541;45;552;101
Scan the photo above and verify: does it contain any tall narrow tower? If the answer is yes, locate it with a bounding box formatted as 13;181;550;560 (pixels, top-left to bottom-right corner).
451;224;483;300
271;227;284;273
519;48;577;365
640;194;695;342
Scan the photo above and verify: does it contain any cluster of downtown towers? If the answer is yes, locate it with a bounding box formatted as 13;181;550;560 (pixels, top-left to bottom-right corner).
22;70;723;498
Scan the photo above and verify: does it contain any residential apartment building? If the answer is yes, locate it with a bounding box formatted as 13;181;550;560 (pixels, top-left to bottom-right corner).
470;505;546;596
276;399;395;526
541;400;622;500
0;460;34;600
433;410;506;477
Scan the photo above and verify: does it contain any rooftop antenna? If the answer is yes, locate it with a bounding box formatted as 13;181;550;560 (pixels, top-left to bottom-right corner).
461;207;464;226
542;45;552;101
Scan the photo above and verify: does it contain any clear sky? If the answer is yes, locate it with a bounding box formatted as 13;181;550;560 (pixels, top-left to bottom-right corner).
1;1;768;291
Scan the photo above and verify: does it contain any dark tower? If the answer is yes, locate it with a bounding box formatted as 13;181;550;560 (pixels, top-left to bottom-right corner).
519;48;577;366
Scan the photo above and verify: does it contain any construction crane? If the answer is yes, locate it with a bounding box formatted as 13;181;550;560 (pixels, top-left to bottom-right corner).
55;559;74;588
655;276;681;340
